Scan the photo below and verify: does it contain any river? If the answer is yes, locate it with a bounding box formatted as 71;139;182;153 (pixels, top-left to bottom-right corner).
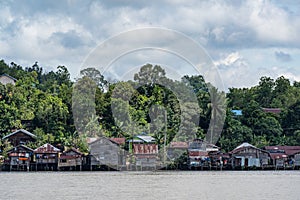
0;171;299;200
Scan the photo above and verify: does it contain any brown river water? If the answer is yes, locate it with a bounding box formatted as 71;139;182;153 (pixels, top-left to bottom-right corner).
0;171;299;200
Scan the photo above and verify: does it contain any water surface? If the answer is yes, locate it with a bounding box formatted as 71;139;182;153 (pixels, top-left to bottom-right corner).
0;171;299;200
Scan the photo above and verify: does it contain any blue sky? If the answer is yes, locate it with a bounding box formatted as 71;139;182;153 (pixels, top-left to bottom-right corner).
0;0;299;89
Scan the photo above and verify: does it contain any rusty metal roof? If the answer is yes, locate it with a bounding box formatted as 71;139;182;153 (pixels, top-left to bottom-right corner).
34;143;60;153
169;142;188;149
265;146;300;156
110;137;125;145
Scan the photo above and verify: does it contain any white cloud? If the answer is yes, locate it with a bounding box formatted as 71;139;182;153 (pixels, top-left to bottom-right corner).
214;52;256;89
214;52;242;66
246;0;299;45
0;0;299;87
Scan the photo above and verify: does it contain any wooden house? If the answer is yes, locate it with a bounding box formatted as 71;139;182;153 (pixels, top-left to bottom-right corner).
2;129;36;147
34;143;60;171
7;145;34;171
0;74;17;85
58;148;84;171
264;146;300;168
188;139;219;169
88;137;126;170
230;143;270;169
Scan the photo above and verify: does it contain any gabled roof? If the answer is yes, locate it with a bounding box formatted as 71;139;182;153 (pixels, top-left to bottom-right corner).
34;143;60;153
136;135;156;143
0;73;17;81
230;142;268;154
59;148;84;159
3;129;37;140
235;142;256;150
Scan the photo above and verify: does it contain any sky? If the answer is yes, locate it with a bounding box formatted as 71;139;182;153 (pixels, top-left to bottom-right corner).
1;0;300;90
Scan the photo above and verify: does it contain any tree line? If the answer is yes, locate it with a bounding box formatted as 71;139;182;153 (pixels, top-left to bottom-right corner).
1;60;300;153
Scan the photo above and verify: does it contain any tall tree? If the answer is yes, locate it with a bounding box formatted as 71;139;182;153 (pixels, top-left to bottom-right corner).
80;67;107;91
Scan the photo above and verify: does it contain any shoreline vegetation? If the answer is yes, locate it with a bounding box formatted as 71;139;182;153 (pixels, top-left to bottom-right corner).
1;60;300;172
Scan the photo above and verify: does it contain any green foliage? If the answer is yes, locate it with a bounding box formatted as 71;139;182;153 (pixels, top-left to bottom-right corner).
1;59;300;154
0;139;13;159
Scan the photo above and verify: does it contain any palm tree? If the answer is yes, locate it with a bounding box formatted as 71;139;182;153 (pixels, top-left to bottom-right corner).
206;85;227;144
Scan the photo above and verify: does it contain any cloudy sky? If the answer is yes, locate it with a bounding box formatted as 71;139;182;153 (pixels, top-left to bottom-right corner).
1;0;300;89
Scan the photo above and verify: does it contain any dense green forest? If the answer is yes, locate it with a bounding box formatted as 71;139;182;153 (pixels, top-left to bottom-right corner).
1;59;300;153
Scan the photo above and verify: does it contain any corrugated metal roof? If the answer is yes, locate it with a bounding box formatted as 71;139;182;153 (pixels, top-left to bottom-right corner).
136;135;156;143
34;143;60;153
269;153;288;160
265;146;300;156
127;139;144;143
234;142;255;150
127;135;156;143
230;142;268;154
